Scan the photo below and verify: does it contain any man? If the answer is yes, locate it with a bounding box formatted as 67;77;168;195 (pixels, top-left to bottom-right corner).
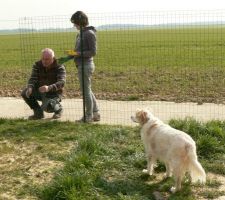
21;48;66;120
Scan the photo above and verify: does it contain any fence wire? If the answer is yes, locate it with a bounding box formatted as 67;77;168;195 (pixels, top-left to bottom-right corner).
0;10;225;124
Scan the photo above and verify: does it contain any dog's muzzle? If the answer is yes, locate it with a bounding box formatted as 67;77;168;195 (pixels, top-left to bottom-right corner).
131;116;138;123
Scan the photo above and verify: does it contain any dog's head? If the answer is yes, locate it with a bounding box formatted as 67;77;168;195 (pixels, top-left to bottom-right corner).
131;109;152;125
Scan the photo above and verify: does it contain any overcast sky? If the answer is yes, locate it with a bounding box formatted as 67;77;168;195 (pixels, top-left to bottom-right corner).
1;0;225;20
1;0;225;29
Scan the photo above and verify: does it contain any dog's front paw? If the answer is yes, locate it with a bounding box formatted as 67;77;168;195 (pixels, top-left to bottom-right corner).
170;187;177;193
142;169;154;175
142;169;149;174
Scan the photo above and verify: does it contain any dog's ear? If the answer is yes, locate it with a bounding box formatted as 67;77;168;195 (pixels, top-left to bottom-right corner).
140;111;149;124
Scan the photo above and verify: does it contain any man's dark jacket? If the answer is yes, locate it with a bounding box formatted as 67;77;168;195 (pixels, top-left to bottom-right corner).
27;59;66;95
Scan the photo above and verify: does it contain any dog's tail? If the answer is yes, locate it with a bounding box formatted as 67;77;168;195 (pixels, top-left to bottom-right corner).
187;144;206;183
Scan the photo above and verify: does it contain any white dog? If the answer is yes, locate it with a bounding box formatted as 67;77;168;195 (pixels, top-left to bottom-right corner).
131;109;206;193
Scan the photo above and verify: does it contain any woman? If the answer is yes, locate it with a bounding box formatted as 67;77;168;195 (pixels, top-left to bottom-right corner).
71;11;100;122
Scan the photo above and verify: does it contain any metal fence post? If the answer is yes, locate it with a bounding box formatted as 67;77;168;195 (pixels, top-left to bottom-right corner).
80;26;86;122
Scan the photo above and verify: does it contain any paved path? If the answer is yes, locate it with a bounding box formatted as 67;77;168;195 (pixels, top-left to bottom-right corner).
1;97;225;126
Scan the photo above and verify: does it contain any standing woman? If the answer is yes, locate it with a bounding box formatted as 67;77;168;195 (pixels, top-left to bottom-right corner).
71;11;100;122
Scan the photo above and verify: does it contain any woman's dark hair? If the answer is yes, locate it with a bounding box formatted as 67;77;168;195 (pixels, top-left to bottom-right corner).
71;11;89;27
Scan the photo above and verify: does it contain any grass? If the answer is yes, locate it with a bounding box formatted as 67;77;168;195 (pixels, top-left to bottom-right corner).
0;118;224;199
0;27;225;103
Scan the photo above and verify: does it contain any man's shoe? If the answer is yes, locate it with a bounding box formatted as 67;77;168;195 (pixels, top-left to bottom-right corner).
76;116;93;123
93;112;100;121
52;109;63;119
28;109;44;120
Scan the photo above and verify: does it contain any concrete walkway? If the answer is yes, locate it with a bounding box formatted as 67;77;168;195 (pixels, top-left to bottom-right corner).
1;97;225;126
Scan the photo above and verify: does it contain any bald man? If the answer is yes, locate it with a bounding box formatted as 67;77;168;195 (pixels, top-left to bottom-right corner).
21;48;66;119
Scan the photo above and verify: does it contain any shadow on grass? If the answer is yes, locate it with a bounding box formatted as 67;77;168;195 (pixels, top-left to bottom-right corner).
94;176;157;199
94;174;193;200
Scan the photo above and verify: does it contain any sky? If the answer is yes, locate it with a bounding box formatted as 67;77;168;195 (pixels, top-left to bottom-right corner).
1;0;225;29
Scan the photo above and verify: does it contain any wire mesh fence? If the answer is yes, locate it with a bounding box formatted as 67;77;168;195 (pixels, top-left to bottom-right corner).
0;10;225;125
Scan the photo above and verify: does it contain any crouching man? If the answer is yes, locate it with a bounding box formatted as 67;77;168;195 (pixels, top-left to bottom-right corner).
21;48;66;120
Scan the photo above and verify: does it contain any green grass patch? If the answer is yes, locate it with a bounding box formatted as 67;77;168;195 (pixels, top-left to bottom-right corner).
0;27;225;103
0;118;224;199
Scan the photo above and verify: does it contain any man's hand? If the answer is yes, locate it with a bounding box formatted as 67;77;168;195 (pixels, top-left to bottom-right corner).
25;87;33;98
39;85;49;93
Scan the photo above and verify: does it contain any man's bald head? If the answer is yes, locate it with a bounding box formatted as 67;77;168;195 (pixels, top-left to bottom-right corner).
41;48;55;67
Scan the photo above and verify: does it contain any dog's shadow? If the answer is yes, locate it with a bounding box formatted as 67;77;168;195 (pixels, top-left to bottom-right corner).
94;172;192;199
94;176;158;199
90;157;192;198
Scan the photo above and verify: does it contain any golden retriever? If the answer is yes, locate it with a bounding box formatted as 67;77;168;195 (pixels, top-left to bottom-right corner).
131;108;206;193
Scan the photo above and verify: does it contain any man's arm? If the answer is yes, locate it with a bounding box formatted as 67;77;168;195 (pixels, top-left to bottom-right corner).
27;64;39;89
48;65;66;92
